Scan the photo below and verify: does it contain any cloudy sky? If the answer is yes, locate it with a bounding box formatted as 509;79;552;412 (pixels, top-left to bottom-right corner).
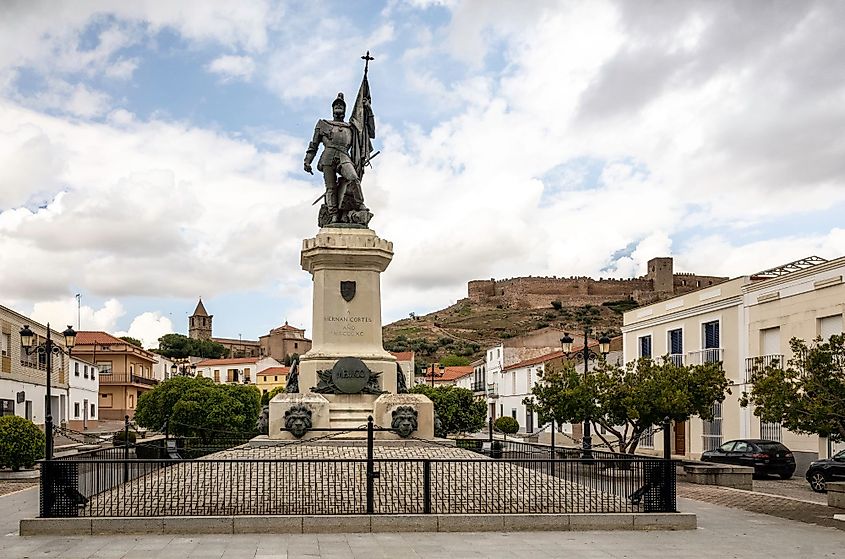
2;0;845;348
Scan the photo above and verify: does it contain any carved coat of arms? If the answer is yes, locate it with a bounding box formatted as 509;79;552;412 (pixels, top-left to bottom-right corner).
340;280;356;302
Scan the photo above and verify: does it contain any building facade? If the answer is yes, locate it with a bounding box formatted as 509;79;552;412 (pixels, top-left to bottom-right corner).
389;351;415;390
256;366;290;395
67;356;99;430
195;356;282;385
73;331;159;420
187;299;310;361
258;322;312;362
622;255;845;469
0;305;69;426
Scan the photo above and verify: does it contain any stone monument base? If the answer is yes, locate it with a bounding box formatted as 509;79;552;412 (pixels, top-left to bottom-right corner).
268;392;434;440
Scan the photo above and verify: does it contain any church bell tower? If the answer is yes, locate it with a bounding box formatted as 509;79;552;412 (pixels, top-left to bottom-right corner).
188;298;213;340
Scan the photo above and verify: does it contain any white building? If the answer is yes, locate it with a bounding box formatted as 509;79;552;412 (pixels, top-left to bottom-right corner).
622;255;845;470
195;356;282;384
67;356;99;430
0;305;70;427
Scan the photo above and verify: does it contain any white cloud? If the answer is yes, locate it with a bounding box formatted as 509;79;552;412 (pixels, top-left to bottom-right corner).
26;79;112;118
206;55;256;82
30;297;125;333
116;312;173;349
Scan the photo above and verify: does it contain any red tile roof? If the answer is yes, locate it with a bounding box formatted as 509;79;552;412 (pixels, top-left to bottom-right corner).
258;366;290;376
75;331;133;346
390;351;415;361
503;341;599;372
422;366;474;382
196;357;259;366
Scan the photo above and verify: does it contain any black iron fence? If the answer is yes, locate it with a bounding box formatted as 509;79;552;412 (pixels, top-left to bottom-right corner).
40;455;675;517
39;418;677;518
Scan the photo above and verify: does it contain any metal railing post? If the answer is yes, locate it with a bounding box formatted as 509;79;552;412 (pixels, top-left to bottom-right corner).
550;418;556;478
423;460;431;514
663;416;671;459
366;415;375;514
123;415;130;483
488;417;493;442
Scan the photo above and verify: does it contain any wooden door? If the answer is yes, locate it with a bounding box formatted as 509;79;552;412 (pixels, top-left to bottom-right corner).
674;421;686;455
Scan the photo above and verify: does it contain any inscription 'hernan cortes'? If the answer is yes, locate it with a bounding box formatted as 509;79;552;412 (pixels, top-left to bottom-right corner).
325;315;373;323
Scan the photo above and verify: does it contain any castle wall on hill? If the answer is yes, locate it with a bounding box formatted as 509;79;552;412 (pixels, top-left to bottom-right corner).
467;257;728;310
468;276;654;308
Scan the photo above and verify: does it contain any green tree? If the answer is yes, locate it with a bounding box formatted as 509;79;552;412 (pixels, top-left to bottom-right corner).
411;385;486;435
743;335;845;442
494;416;519;435
526;357;729;454
261;385;286;406
119;336;144;348
135;376;260;441
156;333;227;359
0;416;45;470
440;354;471;367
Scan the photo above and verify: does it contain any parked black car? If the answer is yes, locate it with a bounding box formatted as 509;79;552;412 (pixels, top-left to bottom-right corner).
700;439;796;479
805;449;845;492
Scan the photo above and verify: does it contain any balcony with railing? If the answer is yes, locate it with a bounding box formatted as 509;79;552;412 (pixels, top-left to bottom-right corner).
486;383;499;398
98;372;159;387
744;354;783;384
471;381;486;393
666;353;685;366
688;348;724;365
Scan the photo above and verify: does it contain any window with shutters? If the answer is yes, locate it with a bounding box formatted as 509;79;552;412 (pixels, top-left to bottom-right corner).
702;320;721;363
819;314;843;341
667;329;683;365
638;335;652;358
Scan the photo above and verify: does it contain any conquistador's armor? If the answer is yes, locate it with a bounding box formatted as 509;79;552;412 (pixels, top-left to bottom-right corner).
305;93;368;226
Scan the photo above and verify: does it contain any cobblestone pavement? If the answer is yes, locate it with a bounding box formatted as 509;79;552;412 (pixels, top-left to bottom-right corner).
752;476;826;504
678;481;844;530
0;481;37;497
82;443;633;516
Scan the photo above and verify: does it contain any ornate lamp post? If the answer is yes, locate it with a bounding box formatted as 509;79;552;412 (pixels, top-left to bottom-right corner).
170;358;197;377
560;330;611;453
19;323;77;460
170;359;197;377
429;363;445;388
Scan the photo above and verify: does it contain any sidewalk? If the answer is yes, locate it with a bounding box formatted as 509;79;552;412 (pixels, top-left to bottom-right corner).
2;487;845;558
678;481;844;530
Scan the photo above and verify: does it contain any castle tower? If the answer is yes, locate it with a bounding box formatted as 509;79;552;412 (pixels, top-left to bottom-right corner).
647;257;674;294
188;298;213;340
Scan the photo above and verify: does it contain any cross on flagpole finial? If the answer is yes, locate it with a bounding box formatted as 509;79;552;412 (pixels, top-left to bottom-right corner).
361;50;374;75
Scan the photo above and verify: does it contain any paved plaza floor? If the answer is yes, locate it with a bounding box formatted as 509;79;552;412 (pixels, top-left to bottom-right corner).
2;485;844;558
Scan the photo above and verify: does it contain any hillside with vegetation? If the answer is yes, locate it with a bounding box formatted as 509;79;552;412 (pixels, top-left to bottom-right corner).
383;297;638;369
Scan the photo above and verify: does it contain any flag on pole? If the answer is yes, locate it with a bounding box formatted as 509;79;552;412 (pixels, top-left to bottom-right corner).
349;71;375;180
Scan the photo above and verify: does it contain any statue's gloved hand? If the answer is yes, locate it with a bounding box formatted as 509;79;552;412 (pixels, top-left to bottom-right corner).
304;162;313;175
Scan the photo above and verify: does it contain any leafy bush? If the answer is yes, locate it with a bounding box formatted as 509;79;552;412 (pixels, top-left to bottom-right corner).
135;376;261;442
495;416;520;434
550;300;563;310
261;385;286;406
112;429;137;446
411;385;486;435
0;416;45;471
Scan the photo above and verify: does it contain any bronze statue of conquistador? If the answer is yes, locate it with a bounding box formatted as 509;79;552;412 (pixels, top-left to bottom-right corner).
304;93;368;225
304;52;376;228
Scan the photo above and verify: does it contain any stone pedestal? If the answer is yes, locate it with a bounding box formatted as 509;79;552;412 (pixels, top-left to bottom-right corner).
298;227;397;393
265;225;434;440
268;392;330;441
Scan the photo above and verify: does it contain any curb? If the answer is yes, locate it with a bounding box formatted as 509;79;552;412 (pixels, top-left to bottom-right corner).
20;513;696;535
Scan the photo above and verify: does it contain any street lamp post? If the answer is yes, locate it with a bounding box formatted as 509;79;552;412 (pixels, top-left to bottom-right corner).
560;329;611;453
19;323;77;460
430;363;445;388
170;358;197;378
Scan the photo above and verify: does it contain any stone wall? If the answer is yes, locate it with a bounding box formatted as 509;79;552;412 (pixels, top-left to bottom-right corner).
467;257;728;310
468;276;654;308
